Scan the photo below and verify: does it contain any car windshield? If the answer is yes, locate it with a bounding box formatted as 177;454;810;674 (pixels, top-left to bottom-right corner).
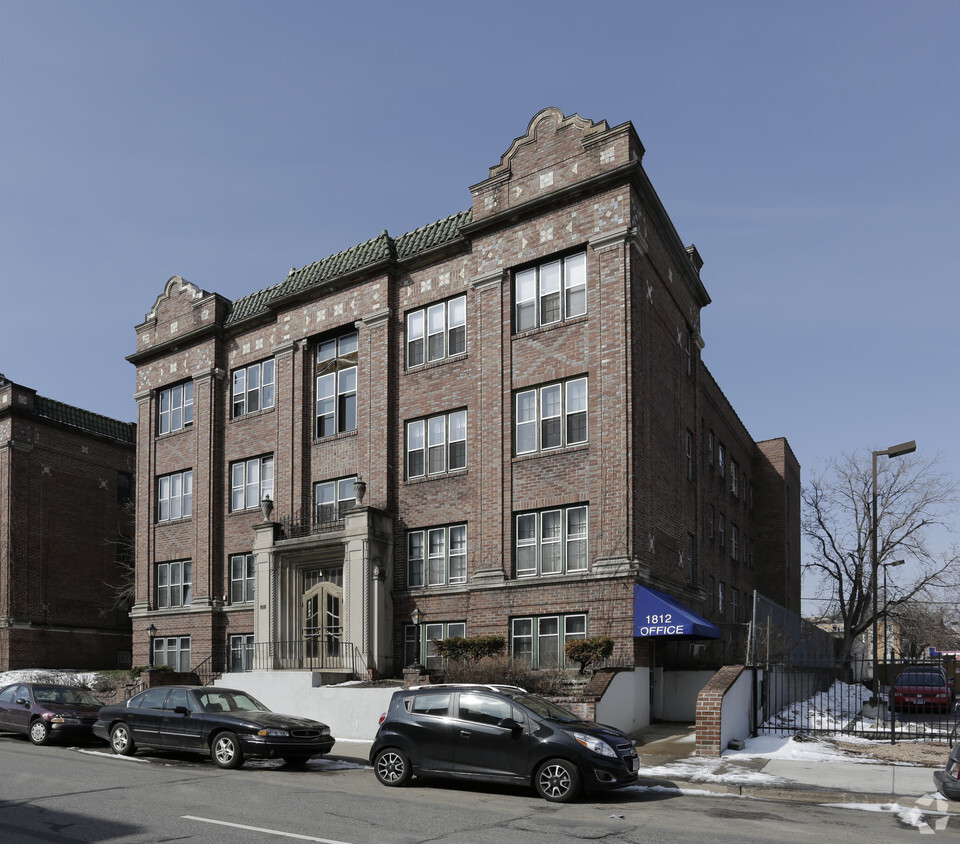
506;691;581;723
32;686;102;706
196;690;269;713
897;673;944;686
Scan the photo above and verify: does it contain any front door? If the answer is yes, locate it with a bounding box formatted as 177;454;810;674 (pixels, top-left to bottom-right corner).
301;582;343;669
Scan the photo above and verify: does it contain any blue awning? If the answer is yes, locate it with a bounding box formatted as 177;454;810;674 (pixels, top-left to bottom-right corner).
633;585;721;639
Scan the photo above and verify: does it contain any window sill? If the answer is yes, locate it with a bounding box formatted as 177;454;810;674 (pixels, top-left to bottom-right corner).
230;406;276;424
314;428;358;445
405;352;468;375
513;443;588;462
156;517;193;526
512;313;588;340
156;424;194;440
405;469;468;485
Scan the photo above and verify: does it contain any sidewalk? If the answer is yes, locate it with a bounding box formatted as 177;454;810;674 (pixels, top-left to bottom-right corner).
628;723;960;812
328;727;959;813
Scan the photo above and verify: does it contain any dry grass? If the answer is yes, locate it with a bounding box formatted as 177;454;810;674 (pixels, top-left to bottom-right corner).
830;738;950;767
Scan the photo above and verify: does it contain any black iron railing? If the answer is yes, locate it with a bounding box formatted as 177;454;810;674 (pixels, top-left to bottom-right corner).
276;508;346;539
215;638;366;677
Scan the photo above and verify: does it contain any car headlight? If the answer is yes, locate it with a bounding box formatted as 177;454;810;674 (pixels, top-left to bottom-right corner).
320;727;330;736
567;731;616;758
257;728;290;737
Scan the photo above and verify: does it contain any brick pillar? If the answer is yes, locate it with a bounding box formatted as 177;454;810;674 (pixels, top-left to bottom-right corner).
695;664;744;757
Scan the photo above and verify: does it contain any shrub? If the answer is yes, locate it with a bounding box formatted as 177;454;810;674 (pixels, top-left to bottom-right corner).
431;635;505;663
438;654;564;696
564;636;614;674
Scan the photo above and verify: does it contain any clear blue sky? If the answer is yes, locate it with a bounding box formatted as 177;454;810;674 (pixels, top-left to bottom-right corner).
2;1;957;579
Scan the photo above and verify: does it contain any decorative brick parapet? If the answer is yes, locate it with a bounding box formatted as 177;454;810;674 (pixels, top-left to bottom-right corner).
695;664;744;757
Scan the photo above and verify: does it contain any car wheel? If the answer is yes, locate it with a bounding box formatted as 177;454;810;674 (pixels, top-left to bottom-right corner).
29;719;51;746
534;758;582;803
211;731;244;769
373;747;412;787
110;723;136;756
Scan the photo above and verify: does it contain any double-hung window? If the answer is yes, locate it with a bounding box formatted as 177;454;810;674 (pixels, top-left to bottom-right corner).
156;561;192;609
315;477;357;524
515;505;588;577
157;470;192;522
511;614;586;668
515;377;587;454
231;456;274;512
153;635;191;672
730;460;740;498
158;381;193;435
316;331;357;437
407;296;466;367
407;410;466;478
230;553;255;603
403;621;467;669
731;524;740;562
229;634;254;672
407;525;467;588
515;252;587;332
232;359;275;417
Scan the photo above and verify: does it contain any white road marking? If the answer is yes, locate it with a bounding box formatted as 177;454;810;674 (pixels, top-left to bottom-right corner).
182;816;355;843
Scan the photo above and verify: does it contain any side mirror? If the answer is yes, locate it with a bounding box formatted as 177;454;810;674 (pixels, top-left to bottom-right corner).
15;698;29;706
174;706;190;715
499;717;523;735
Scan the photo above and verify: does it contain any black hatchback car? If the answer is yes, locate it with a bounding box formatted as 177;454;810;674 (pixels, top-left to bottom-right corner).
93;686;335;768
370;684;639;802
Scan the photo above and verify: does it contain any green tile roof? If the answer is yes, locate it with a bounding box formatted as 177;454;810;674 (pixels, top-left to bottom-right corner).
225;209;472;326
34;396;136;444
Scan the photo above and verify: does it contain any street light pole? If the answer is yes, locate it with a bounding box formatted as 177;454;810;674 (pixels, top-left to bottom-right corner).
882;559;905;660
871;441;916;705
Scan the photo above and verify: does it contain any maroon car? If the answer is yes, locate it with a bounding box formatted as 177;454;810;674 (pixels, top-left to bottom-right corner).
0;683;103;745
891;670;953;714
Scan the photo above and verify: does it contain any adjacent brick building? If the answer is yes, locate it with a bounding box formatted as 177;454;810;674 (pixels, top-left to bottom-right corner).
0;375;135;670
127;109;800;705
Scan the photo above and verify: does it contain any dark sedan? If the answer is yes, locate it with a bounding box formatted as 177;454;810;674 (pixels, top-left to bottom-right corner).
93;685;334;768
0;683;103;745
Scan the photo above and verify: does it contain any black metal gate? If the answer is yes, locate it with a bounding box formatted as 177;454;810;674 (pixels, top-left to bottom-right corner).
755;654;958;741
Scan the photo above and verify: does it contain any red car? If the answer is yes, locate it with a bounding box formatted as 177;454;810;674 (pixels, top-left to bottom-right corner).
891;670;953;713
0;683;103;745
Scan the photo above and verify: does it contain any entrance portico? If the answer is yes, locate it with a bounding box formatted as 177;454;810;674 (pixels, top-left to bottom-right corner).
251;504;394;678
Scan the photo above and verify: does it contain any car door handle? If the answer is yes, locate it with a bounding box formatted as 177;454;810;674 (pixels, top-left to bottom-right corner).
460;730;472;738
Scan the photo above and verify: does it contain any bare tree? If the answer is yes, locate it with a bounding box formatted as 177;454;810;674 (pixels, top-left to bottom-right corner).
803;450;960;662
101;499;136;616
893;597;960;658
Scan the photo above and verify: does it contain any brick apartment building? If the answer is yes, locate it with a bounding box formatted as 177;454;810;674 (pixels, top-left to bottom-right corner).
0;375;135;670
127;109;800;698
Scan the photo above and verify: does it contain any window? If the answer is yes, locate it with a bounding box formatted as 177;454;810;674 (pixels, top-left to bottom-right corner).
406;525;467;588
515;377;587;454
407;296;466;367
515;252;586;332
458;692;516;726
686;533;696;583
231;456;274;512
153;635;191;672
707;504;715;540
718;443;726;478
407;410;466;478
732;589;740;623
511;614;586;668
316;331;357;437
718;581;725;615
709;576;716;612
708;430;715;466
158;381;193;435
157;470;192;522
315;477;357;523
516;505;588;577
229;634;254;672
156;561;192;609
686;430;694;481
232;359;275;417
718;512;725;548
403;621;467;669
731;524;740;562
230;553;255;604
731;460;739;498
117;471;133;505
